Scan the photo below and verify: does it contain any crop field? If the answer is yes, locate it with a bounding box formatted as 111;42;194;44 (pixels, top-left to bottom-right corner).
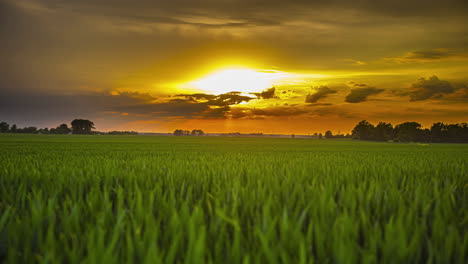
0;134;467;263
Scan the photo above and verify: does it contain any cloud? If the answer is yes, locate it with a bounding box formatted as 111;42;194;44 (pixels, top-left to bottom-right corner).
305;86;337;103
386;49;467;63
177;92;254;106
229;106;307;119
251;87;277;99
345;86;384;103
401;75;455;101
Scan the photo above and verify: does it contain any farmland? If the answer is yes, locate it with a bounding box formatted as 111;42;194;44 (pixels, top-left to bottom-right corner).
0;134;467;263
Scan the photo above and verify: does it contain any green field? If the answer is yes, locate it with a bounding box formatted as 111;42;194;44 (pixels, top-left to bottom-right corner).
0;134;467;263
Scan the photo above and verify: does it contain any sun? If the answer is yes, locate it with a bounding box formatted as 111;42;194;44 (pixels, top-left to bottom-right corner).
190;68;280;94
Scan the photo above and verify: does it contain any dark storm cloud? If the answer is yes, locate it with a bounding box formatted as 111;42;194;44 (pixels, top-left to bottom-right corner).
345;87;384;103
400;76;455;101
305;86;337;103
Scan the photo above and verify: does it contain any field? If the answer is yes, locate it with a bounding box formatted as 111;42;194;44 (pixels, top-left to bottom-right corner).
0;134;467;263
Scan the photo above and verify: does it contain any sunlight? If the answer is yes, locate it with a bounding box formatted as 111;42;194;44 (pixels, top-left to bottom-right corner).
189;68;285;94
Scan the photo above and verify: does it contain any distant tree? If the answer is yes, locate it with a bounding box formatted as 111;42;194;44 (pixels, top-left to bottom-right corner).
318;133;323;139
38;128;49;134
324;130;333;139
430;122;447;142
446;123;467;143
374;122;394;141
55;124;71;134
351;120;375;140
191;129;205;136
173;129;190;136
0;122;9;133
10;124;17;133
20;127;38;134
421;128;432;143
107;131;138;135
394;122;422;142
71;119;95;134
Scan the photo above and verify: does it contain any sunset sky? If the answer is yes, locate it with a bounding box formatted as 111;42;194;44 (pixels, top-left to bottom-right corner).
1;0;467;133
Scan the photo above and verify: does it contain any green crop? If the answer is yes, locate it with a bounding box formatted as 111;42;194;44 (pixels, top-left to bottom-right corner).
0;134;467;263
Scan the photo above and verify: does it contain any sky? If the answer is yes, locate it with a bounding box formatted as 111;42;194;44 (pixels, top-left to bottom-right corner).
1;0;467;133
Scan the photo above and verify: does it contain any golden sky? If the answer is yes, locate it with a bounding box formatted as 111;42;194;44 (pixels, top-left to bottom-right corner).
1;0;467;133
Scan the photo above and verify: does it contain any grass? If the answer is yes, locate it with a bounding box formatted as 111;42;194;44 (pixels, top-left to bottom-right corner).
0;134;467;263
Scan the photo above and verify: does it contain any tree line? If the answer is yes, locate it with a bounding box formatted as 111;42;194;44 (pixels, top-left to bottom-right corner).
0;119;93;134
0;119;137;135
351;120;468;143
173;129;205;136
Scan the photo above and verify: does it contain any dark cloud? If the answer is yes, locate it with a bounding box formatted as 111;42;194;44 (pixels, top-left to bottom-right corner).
177;92;253;106
387;49;467;63
345;87;384;103
251;87;277;99
348;82;368;87
401;76;455;101
305;86;337;103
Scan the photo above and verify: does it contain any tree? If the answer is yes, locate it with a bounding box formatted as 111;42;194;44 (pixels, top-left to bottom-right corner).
191;129;205;136
446;123;467;143
173;129;190;136
351;120;375;140
71;119;95;134
0;122;10;133
10;124;17;133
394;122;422;142
430;122;447;142
55;124;71;134
38;128;49;134
374;122;394;141
20;127;37;134
318;133;323;139
324;130;333;139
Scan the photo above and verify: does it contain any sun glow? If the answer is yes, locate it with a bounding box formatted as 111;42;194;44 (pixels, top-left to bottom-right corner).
190;68;285;94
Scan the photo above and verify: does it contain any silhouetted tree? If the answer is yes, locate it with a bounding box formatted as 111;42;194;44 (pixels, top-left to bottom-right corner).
173;129;190;136
374;122;394;141
19;127;38;134
446;123;468;143
191;129;205;136
107;131;138;135
352;120;375;140
55;124;71;134
38;128;49;134
430;122;447;142
324;130;333;139
10;124;17;133
71;119;95;134
395;122;422;142
318;133;323;139
0;122;9;133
